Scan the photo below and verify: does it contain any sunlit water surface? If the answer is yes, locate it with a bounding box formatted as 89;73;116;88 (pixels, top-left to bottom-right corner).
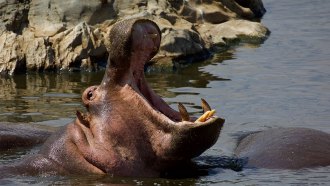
1;0;330;185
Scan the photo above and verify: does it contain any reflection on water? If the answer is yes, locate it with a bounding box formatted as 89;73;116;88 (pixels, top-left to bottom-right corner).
0;56;229;124
0;72;104;125
1;0;330;184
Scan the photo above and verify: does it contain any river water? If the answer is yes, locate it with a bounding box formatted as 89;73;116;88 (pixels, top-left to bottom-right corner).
1;0;330;185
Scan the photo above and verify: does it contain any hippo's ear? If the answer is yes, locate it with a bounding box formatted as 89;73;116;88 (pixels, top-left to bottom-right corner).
76;110;90;128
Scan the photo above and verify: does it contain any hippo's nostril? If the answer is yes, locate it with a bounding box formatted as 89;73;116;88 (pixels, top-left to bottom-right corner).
87;90;93;100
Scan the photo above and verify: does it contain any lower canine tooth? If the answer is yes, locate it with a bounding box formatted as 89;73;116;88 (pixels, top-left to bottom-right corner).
178;103;190;121
201;98;211;112
195;109;216;122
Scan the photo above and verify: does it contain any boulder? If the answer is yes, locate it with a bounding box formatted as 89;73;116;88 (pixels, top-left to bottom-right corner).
0;31;23;74
0;0;269;74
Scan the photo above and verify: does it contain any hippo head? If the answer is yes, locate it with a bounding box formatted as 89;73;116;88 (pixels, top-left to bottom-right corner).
75;19;225;176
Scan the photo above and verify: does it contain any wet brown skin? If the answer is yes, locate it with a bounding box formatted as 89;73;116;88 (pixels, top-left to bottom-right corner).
235;128;330;169
0;19;224;177
0;122;55;149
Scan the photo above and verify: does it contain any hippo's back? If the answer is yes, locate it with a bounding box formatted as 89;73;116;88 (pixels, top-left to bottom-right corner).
235;128;330;169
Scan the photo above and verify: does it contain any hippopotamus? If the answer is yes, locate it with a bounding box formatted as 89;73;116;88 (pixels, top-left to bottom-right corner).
0;19;225;177
235;128;330;169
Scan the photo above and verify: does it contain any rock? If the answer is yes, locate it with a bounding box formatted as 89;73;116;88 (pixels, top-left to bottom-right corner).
28;0;116;37
235;0;267;18
0;31;23;75
50;22;105;71
160;28;204;57
21;30;55;71
0;0;30;35
0;0;269;74
197;20;270;48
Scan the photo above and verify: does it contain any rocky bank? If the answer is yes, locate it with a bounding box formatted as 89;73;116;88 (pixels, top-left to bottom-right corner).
0;0;269;74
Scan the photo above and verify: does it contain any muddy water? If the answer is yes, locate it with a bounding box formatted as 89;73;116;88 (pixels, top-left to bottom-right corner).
1;0;330;185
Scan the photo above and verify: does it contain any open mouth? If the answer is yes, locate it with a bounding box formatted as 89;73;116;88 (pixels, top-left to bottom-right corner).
103;18;222;128
128;21;219;126
131;69;218;125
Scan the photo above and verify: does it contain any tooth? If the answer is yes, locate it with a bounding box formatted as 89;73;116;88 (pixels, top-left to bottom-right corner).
201;98;211;112
178;103;190;121
149;33;158;39
195;109;216;122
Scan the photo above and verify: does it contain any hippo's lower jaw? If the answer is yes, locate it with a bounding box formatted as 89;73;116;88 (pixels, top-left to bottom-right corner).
105;78;225;160
74;77;224;176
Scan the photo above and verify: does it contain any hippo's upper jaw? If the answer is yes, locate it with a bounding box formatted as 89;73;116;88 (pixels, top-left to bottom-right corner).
71;19;225;177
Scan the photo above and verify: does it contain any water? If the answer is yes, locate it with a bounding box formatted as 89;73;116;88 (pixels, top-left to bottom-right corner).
1;0;330;184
